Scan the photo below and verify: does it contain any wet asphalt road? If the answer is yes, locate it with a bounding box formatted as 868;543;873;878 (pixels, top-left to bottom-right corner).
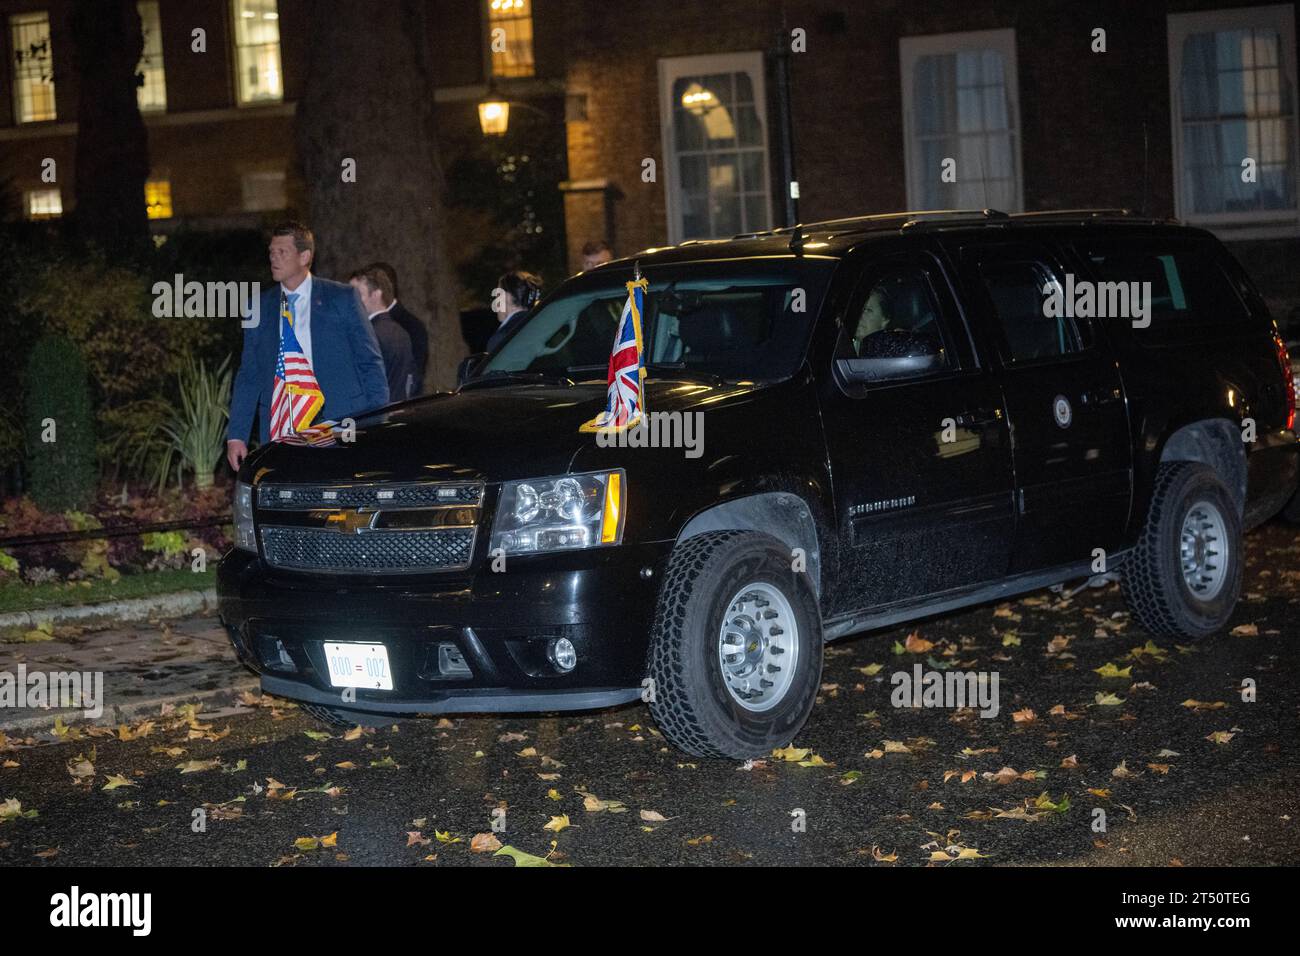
2;524;1298;867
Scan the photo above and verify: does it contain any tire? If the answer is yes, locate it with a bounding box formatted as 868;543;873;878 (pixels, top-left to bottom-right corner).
647;530;823;758
1122;462;1243;639
299;701;396;729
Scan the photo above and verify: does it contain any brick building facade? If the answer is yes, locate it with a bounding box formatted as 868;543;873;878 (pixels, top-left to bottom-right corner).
1;0;1297;315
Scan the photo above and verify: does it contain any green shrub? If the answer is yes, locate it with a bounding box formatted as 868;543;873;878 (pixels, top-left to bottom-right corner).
24;336;97;511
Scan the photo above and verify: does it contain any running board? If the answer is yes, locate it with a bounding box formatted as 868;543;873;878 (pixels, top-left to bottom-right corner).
822;552;1129;642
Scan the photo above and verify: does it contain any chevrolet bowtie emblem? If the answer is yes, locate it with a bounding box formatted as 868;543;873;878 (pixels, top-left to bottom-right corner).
325;509;378;534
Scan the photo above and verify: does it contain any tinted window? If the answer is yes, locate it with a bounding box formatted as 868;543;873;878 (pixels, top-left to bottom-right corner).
1081;237;1253;332
978;259;1084;362
478;264;833;383
839;267;951;369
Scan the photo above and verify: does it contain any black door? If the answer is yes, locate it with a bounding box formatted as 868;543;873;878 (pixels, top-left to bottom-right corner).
820;248;1016;614
948;239;1132;573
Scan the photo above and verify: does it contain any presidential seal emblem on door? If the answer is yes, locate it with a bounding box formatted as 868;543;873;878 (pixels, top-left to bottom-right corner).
1053;394;1072;428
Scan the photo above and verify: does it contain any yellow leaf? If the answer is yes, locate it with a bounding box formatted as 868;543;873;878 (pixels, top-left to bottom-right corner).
294;837;319;851
102;774;136;791
547;788;562;801
1094;692;1125;706
543;814;571;832
1206;730;1235;745
771;746;811;762
1093;662;1132;678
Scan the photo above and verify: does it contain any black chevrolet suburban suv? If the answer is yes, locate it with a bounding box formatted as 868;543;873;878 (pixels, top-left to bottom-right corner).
219;209;1299;758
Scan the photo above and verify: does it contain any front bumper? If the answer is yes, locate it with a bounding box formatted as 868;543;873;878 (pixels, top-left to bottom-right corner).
217;542;671;716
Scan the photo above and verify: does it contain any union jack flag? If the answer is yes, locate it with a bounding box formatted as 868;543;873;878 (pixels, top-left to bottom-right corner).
269;291;335;446
581;278;648;432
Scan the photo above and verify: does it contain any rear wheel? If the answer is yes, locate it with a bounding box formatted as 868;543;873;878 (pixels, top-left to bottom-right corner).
647;531;822;758
1122;462;1242;639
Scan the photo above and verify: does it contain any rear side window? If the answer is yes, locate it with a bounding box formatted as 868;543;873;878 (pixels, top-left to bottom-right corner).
977;259;1086;363
1080;237;1255;335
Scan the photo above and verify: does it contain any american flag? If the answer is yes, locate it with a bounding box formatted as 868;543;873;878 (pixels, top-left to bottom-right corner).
582;278;648;432
269;291;333;445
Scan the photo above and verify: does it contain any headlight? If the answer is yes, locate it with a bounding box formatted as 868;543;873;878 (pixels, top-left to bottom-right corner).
233;481;256;552
490;470;625;555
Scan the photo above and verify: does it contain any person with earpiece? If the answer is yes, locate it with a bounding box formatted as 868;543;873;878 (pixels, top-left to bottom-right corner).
486;271;544;353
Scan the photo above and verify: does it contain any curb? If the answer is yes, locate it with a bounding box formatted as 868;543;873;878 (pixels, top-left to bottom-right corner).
0;588;218;633
0;676;262;735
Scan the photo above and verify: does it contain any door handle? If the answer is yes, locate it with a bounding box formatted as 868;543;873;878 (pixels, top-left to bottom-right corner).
1080;387;1121;407
955;408;1001;427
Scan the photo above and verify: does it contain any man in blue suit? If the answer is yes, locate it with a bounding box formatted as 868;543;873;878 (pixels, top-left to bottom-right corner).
226;222;389;470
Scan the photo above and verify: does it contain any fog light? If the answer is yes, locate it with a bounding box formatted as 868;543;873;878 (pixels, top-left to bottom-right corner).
548;637;577;673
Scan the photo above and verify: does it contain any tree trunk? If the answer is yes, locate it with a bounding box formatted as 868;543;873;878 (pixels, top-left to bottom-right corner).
69;0;150;253
295;0;462;391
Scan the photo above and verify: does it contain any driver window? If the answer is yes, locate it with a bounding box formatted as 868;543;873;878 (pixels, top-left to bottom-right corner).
839;266;950;368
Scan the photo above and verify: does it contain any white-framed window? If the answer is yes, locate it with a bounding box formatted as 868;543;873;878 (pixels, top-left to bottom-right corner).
9;11;56;123
900;29;1023;212
241;169;286;211
231;0;282;105
487;0;533;78
1168;4;1298;233
25;187;62;219
137;0;167;112
658;51;773;243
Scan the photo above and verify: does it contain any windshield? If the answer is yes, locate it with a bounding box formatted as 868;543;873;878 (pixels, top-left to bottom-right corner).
475;262;835;383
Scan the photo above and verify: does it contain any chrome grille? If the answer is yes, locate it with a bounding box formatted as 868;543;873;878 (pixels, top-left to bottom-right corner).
256;480;482;574
260;526;474;574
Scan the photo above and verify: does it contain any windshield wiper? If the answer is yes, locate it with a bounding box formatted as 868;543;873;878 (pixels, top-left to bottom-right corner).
645;363;726;385
462;369;575;389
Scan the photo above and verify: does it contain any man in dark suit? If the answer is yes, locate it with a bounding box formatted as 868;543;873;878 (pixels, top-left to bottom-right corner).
349;265;416;403
486;270;543;353
226;221;388;470
369;261;428;395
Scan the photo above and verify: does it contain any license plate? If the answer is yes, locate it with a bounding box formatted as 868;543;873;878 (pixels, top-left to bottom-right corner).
323;642;393;691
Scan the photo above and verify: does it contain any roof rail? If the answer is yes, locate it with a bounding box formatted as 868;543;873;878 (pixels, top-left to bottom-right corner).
899;209;1010;231
1012;208;1135;220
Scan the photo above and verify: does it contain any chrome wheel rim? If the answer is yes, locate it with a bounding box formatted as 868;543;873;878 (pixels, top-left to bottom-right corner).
718;581;799;712
1180;499;1228;601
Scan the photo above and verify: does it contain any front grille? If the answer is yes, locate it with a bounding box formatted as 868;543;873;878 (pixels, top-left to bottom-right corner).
256;480;483;574
260;526;474;574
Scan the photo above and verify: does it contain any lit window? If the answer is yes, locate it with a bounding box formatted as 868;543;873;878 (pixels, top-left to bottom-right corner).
231;0;282;104
241;170;286;212
145;178;173;219
900;29;1023;212
658;52;773;242
137;1;167;112
1169;5;1298;228
25;188;62;219
9;12;56;123
487;0;534;78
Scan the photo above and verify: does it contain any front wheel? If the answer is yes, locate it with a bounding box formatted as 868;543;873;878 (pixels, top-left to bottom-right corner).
647;531;823;758
1122;462;1243;639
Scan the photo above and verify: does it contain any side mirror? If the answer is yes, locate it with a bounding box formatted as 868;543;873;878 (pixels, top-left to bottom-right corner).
836;329;943;384
457;353;487;387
